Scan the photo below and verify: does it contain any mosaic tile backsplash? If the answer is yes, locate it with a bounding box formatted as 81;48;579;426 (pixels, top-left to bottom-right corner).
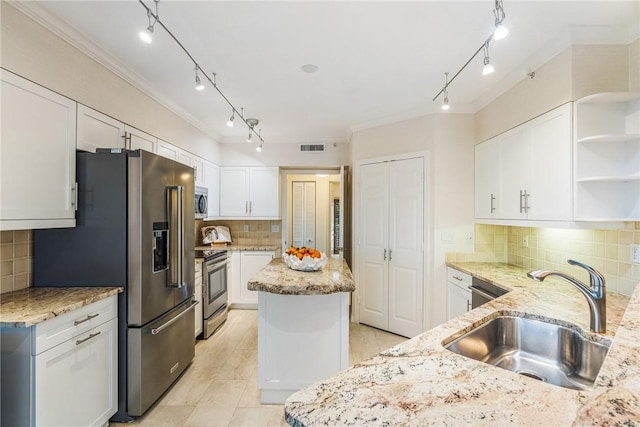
1;230;33;295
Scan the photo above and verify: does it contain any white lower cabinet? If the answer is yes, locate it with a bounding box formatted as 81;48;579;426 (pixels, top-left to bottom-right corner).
195;261;203;338
229;251;275;307
446;268;472;320
1;295;118;427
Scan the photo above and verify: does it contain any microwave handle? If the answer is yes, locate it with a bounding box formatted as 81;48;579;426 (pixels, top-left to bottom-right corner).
167;185;185;288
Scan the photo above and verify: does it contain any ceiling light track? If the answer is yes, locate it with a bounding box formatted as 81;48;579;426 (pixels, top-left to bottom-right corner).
432;0;508;107
137;0;265;146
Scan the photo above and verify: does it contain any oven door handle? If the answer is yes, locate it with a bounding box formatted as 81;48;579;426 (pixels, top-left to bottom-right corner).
147;300;197;335
468;285;498;301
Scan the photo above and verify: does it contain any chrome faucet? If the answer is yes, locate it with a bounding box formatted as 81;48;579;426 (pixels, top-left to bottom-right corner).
527;260;606;333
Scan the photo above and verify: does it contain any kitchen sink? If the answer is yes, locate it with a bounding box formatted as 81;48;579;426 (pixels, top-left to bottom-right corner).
443;314;610;391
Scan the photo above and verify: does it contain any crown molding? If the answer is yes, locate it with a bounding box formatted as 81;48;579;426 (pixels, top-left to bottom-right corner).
8;1;222;142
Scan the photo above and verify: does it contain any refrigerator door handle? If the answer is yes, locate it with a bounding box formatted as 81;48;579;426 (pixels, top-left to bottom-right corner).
167;185;185;288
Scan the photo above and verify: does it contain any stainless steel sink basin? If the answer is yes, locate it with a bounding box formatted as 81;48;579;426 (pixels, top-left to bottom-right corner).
443;314;610;391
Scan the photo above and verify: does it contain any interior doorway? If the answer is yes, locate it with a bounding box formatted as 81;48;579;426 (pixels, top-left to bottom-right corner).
281;168;350;264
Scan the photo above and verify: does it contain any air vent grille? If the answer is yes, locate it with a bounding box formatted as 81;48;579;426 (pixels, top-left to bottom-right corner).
300;144;325;152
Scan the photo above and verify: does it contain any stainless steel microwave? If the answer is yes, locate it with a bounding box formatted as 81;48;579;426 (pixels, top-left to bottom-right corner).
194;186;208;219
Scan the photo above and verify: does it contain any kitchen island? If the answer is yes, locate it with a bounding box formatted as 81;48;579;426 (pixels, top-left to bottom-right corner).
247;257;355;404
285;262;639;426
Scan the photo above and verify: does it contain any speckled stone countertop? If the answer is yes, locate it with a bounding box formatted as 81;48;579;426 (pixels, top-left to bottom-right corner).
285;262;639;426
247;258;355;295
0;287;123;328
196;244;280;252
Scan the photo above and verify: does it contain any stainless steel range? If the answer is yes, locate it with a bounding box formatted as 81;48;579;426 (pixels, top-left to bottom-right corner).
195;249;229;338
33;149;196;422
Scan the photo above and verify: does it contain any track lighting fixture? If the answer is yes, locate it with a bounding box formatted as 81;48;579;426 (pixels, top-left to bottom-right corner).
137;0;266;150
482;42;495;75
226;110;235;127
441;72;450;111
194;67;205;91
139;0;159;44
432;1;507;107
493;0;509;40
256;143;263;152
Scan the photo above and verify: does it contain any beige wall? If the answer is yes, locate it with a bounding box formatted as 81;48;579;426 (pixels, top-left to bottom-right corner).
475;43;636;143
1;3;220;162
221;142;350;168
351;113;476;328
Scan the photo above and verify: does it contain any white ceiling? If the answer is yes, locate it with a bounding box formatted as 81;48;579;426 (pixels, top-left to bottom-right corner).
16;1;640;144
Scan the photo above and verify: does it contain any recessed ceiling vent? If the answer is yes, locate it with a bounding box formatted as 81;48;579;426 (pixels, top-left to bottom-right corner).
300;144;325;152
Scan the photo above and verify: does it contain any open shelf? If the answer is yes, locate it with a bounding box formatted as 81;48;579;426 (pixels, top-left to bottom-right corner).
576;134;640;144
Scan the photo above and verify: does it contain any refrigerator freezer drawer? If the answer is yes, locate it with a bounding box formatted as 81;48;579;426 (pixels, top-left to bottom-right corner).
126;300;196;416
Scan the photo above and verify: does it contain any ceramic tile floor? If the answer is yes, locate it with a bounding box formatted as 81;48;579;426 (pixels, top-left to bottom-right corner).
110;309;407;427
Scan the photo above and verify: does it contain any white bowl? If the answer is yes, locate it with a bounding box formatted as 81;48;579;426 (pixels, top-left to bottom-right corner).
282;252;328;271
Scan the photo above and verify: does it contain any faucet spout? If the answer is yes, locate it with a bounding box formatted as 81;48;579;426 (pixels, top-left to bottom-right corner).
527;260;606;333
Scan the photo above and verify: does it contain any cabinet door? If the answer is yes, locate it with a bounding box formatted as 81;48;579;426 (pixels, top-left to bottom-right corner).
292;181;316;247
500;126;532;219
447;282;471;320
77;105;125;152
34;317;117;427
239;252;274;304
220;168;249;216
204;161;220;217
156;138;181;161
125;126;155;153
228;251;241;304
529;104;572;220
249;167;280;217
358;162;390;331
475;138;501;218
192;156;205;187
1;70;76;229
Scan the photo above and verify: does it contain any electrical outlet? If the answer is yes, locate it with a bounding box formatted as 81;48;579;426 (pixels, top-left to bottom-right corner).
465;232;474;245
243;225;249;233
522;235;529;248
631;244;640;264
271;224;280;233
441;232;453;244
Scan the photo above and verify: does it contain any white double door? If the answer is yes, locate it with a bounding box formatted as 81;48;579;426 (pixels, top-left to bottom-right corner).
359;157;424;338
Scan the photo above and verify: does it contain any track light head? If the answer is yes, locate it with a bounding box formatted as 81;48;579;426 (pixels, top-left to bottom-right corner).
493;0;508;40
482;43;494;75
256;143;263;152
194;68;205;91
247;132;253;143
227;112;235;128
441;96;450;111
139;25;153;44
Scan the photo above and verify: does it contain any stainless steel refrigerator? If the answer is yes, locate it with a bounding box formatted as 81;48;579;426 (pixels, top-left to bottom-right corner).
34;149;196;422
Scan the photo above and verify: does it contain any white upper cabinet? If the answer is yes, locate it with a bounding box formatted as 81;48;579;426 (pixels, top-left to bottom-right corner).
203;161;220;217
219;167;280;218
156;139;206;186
475;137;501;219
156;138;182;162
475;103;573;223
77;105;126;152
125;125;155;153
574;92;640;221
1;70;77;230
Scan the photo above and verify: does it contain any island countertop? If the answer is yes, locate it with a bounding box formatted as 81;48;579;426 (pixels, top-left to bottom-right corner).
247;257;355;295
285;262;639;426
0;286;123;328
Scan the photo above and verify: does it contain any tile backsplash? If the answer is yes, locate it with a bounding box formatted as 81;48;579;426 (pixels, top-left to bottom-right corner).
1;230;33;295
448;222;640;296
196;220;282;247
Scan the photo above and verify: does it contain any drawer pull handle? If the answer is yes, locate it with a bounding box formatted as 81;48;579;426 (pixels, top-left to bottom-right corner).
74;313;99;326
453;276;464;281
76;332;101;346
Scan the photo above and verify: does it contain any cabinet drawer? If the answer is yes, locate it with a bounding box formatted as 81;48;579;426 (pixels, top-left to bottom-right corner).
34;295;117;355
447;268;472;287
34;317;117;427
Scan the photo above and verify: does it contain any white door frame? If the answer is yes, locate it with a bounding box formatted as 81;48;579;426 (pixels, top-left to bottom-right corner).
352;151;431;336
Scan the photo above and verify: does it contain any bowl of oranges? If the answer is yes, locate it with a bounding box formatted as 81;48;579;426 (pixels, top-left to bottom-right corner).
283;246;327;271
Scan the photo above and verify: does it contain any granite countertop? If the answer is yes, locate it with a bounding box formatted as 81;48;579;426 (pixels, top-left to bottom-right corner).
195;244;280;252
285;262;639;426
247;258;355;295
0;287;123;328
